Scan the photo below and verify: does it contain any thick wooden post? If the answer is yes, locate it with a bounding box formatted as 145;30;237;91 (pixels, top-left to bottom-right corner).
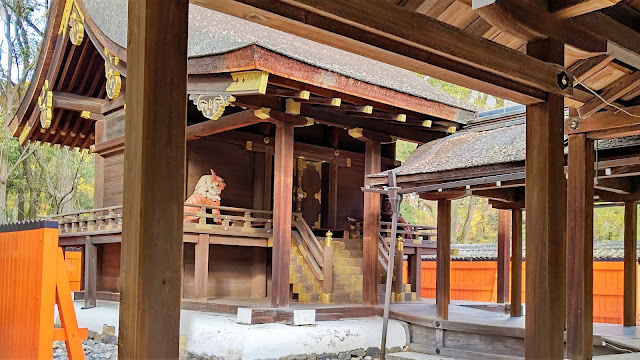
624;201;638;326
118;0;188;358
271;122;294;308
511;209;523;317
84;236;96;308
436;199;451;320
524;38;566;360
497;209;510;304
363;140;381;306
566;134;595;359
194;234;210;301
409;249;422;299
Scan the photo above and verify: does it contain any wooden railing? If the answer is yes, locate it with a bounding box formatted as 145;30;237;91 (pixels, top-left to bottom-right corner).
347;218;436;244
49;206;123;234
50;205;333;292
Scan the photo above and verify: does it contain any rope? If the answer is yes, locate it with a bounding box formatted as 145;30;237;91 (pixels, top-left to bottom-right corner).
574;77;640;119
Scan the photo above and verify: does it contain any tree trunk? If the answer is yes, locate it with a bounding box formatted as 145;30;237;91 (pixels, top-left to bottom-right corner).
23;159;38;219
17;184;25;221
461;197;475;244
0;149;9;224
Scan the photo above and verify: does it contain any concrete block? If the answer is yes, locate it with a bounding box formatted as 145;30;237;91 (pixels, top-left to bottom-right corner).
293;309;315;325
237;308;253;325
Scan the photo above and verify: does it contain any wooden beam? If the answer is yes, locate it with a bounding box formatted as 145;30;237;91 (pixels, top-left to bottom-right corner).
624;200;638;326
595;177;635;194
436;199;451;320
490;200;525;210
194;0;572;104
186;109;266;141
348;128;396;144
566;106;640;136
363;140;381;306
578;72;640;118
187;71;269;95
566;134;595;360
267;109;313;127
83;236;97;309
496;209;510;304
52;92;106;114
475;0;607;55
194;234;210;301
118;0;187;358
571;12;640;69
419;190;467;201
550;0;621;19
471;188;520;202
567;55;613;82
271;122;294;307
524;38;566;360
511;209;523;317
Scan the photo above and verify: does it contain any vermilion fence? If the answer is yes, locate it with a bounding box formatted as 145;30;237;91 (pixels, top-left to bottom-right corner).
64;249;82;292
0;220;87;359
406;260;635;324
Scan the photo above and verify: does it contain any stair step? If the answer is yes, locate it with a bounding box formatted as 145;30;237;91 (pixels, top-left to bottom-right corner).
387;351;457;360
334;266;362;275
336;274;363;284
293;282;321;294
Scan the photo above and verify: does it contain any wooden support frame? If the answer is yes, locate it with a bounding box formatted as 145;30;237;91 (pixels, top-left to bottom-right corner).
118;0;188;358
271;122;294;307
408;248;423;299
566;134;595;359
194;234;210;301
524;38;566;360
83;236;96;309
624;200;638;326
194;0;573;104
363;140;381;306
496;209;510;304
511;209;523;317
436;199;451;320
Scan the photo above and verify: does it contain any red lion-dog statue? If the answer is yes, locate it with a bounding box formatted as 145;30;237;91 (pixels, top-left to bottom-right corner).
184;170;226;223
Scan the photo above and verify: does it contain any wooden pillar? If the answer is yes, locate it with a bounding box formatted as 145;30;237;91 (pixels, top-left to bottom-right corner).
94;155;104;208
118;0;188;358
497;209;511;303
194;234;209;301
408;249;423;299
436;199;451;320
624;200;638;326
392;237;405;299
511;209;523;317
327;161;339;229
524;38;566;360
363;140;381;306
271;122;294;308
84;236;96;308
566;134;595;359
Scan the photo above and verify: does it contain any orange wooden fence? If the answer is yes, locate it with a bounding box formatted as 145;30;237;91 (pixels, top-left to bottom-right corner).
64;249;82;292
405;260;635;324
0;220;87;359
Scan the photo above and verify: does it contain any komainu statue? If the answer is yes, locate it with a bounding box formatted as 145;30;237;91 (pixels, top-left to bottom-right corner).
184;170;226;223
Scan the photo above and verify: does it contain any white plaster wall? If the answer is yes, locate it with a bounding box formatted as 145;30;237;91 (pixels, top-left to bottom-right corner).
64;300;408;359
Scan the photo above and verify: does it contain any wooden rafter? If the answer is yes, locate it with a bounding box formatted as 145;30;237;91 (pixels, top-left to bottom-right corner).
550;0;621;19
185;109;266;141
578;72;640;117
566;106;640;138
193;0;572;104
52;92;105;113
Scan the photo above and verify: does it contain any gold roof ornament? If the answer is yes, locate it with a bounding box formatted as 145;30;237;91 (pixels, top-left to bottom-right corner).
38;80;53;129
104;48;121;100
60;0;84;45
188;94;235;120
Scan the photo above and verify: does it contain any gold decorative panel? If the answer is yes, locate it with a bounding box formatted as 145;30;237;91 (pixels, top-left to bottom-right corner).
104;48;121;100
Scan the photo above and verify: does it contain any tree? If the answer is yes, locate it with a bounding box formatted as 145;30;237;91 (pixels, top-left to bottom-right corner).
0;0;46;223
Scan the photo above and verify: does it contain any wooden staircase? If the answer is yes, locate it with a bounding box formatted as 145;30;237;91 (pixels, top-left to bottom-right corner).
290;235;365;303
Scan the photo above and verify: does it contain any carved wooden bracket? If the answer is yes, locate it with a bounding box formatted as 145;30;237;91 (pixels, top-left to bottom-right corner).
104;48;122;100
189;94;235;120
38;80;53;129
60;0;84;46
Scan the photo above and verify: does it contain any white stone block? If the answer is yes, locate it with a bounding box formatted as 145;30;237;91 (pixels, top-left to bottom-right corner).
237;308;252;325
293;309;315;326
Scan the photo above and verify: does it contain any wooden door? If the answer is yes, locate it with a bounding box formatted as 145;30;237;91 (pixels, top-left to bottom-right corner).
293;158;323;228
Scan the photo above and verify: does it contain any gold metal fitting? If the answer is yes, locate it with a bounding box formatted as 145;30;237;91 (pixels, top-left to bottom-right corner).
325;231;333;248
320;293;333;304
396;236;404;251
